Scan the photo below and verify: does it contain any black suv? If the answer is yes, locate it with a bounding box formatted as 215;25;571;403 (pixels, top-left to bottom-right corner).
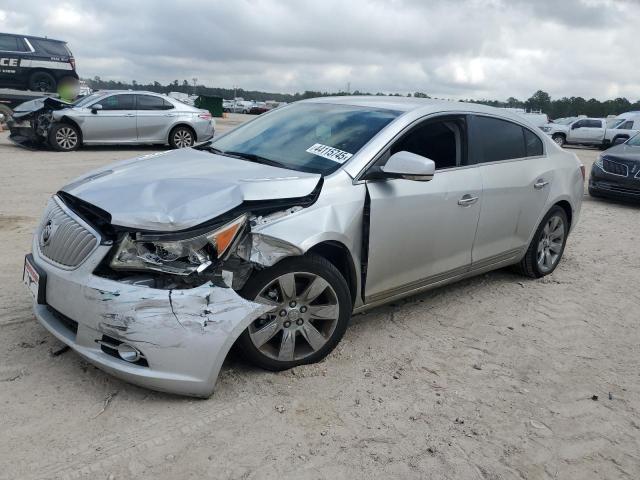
0;32;78;92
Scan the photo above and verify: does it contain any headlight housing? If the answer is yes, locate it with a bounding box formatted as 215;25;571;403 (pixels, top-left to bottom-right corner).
595;155;605;170
110;215;246;275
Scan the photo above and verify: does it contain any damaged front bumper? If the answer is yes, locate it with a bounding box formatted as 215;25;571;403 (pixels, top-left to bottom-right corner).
29;238;272;397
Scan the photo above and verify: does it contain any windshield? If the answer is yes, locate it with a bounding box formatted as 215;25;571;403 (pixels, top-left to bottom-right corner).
73;93;103;107
554;117;575;125
210;103;401;174
627;133;640;146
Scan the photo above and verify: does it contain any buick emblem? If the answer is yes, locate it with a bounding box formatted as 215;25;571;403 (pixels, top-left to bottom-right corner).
40;220;53;247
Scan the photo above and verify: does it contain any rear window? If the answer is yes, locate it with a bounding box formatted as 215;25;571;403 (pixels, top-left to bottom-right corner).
524;128;544;156
30;38;71;57
474;116;526;162
136;95;173;110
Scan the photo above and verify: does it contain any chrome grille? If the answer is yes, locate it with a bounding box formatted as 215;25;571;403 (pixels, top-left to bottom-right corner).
602;159;629;177
37;196;99;268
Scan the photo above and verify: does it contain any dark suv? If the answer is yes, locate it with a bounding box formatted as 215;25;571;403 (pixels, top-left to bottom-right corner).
0;32;78;92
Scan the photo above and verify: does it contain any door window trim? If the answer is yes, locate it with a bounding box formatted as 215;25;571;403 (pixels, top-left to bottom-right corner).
0;34;31;53
467;113;547;166
355;113;473;182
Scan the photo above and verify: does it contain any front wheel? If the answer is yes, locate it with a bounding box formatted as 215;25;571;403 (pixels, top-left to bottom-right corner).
48;123;80;151
552;134;565;147
515;206;569;278
237;254;352;371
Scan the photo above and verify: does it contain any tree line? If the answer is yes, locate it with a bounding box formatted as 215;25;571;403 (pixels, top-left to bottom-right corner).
85;77;640;119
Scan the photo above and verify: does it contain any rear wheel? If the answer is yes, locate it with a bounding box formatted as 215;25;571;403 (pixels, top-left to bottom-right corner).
169;125;195;148
29;71;57;92
48;123;80;151
237;254;351;371
515;206;568;278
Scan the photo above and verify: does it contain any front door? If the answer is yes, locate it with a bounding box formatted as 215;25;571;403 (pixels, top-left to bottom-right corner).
363;115;482;303
79;93;137;142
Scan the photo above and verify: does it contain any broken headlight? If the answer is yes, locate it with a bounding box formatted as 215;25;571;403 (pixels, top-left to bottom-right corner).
110;215;246;276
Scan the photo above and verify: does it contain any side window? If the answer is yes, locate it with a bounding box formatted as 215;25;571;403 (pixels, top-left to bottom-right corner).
618;120;634;130
388;117;466;170
136;95;173;110
524;128;543;156
0;34;20;51
473;116;525;163
585;120;602;128
30;39;70;56
572;120;585;129
98;95;135;110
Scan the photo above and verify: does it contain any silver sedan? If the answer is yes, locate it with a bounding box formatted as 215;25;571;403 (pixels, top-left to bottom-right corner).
46;90;215;151
24;97;584;396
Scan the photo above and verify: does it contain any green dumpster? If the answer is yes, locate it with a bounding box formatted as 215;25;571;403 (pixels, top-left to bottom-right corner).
194;95;224;117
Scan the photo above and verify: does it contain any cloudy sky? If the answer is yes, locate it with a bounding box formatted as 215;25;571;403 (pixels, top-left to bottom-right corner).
1;0;638;100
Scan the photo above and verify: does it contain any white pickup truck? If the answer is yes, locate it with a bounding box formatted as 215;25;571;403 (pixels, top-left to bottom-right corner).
542;112;640;148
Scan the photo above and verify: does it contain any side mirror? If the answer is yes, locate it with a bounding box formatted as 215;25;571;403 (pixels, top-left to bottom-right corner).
91;104;103;114
613;137;627;146
366;151;435;181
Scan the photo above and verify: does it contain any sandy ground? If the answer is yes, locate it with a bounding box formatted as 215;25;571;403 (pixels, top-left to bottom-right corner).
0;120;639;480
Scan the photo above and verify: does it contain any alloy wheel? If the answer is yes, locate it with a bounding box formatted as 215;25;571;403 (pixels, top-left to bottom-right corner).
553;136;565;147
55;127;78;150
174;129;193;148
249;272;340;361
537;215;565;273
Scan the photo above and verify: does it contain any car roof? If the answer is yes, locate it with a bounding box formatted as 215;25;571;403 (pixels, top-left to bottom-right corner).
301;96;534;124
1;32;68;43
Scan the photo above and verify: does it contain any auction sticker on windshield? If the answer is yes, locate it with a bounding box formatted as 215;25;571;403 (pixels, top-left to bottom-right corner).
306;144;353;163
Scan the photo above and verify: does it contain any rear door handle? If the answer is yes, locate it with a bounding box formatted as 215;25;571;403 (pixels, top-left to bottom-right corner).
534;179;549;189
458;194;479;206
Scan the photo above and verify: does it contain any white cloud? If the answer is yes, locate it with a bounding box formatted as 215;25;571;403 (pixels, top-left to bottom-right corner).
0;0;638;100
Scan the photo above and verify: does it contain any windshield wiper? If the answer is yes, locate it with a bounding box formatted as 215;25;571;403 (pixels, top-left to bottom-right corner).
223;151;290;170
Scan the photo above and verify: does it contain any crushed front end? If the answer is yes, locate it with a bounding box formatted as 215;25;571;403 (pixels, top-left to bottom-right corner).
8;97;70;148
24;193;307;397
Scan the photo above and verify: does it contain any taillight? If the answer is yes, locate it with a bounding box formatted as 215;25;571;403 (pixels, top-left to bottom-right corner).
198;112;212;120
580;164;585;180
69;57;76;70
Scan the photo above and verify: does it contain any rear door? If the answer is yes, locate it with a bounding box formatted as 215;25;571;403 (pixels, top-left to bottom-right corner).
0;34;28;87
80;94;137;142
135;94;175;142
470;115;553;267
364;115;482;302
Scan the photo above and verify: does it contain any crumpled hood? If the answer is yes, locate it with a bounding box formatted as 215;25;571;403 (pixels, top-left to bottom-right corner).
13;96;70;115
62;148;321;232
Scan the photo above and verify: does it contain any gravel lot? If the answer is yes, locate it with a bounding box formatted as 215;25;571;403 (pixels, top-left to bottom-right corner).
1;119;638;480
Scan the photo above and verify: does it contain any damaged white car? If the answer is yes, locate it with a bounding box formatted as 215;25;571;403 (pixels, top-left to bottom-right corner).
24;97;584;396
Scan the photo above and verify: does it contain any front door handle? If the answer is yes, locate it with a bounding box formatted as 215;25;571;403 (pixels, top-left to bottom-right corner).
534;179;549;190
124;113;135;117
458;194;479;206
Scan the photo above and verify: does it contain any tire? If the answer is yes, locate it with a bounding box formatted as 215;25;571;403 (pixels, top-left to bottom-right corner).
48;123;81;151
515;206;569;278
169;125;195;148
0;104;12;123
552;134;565;147
28;71;57;92
237;254;352;371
